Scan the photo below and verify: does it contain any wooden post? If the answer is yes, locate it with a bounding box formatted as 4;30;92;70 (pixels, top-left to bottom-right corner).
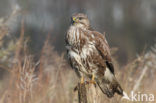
77;83;88;103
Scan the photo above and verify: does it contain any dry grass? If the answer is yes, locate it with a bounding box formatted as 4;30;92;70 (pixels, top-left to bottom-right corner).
0;12;156;103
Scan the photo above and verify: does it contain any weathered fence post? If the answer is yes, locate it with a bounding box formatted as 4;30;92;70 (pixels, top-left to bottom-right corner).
77;83;88;103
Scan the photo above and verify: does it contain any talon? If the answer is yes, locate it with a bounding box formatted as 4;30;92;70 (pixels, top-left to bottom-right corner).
90;80;96;84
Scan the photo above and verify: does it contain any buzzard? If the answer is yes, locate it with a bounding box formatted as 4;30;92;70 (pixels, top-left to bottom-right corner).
65;13;124;98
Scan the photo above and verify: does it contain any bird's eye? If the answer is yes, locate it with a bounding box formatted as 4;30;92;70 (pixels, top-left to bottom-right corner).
79;17;83;20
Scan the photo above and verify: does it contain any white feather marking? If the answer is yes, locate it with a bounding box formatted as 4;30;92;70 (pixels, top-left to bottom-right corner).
81;43;95;59
76;28;79;40
69;50;79;59
91;34;94;38
68;50;87;73
73;28;75;42
104;67;114;82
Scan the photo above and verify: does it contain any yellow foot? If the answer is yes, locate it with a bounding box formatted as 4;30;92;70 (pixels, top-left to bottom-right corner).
80;76;84;84
90;80;96;85
90;74;96;86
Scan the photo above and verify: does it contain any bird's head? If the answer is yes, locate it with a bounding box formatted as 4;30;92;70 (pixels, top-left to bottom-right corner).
71;13;90;29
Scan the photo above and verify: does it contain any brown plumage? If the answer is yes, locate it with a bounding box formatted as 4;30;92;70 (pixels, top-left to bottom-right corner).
65;13;123;98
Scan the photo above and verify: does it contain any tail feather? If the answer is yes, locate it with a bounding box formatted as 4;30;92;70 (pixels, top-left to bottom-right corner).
97;79;123;98
115;83;123;96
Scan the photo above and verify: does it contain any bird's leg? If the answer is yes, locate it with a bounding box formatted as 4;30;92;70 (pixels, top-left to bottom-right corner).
80;76;84;84
90;74;96;85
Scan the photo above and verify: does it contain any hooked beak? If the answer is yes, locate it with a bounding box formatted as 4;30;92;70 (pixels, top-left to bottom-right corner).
71;17;78;24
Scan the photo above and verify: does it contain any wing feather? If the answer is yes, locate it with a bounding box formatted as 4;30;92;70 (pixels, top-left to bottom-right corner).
91;31;115;74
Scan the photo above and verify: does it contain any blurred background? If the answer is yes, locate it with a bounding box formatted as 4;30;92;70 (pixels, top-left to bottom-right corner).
0;0;156;103
0;0;156;64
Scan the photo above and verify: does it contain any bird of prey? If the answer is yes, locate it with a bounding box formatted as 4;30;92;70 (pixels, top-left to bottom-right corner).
65;13;124;98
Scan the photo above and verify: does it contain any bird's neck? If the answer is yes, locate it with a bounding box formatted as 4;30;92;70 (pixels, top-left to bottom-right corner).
73;24;90;30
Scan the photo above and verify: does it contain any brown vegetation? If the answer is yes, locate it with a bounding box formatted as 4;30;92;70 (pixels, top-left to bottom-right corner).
0;12;156;103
